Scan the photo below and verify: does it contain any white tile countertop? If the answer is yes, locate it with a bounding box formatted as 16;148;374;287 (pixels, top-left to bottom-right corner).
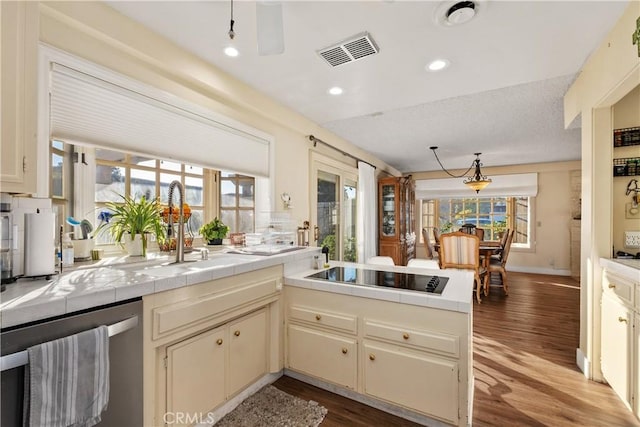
285;261;475;313
1;247;321;329
601;258;640;282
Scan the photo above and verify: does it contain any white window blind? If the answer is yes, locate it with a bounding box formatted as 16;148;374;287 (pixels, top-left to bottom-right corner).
49;64;271;177
415;173;538;199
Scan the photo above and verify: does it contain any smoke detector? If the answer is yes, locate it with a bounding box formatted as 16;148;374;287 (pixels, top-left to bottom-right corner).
317;32;379;67
446;1;476;25
434;0;483;27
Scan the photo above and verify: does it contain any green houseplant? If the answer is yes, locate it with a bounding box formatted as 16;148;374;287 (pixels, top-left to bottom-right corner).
199;217;229;245
96;193;165;257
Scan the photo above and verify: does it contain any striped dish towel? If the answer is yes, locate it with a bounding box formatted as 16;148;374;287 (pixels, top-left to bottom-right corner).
23;325;110;427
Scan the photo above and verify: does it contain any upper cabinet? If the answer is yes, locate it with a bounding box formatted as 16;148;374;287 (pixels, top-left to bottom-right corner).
378;176;415;266
1;2;38;194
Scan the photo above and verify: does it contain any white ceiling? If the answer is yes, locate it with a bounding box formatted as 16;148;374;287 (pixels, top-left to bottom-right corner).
106;0;629;172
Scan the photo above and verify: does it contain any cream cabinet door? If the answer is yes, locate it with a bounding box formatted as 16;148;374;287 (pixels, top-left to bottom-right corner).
0;1;38;194
228;309;268;396
288;324;357;389
635;314;640;417
166;327;226;426
363;341;458;425
601;292;633;408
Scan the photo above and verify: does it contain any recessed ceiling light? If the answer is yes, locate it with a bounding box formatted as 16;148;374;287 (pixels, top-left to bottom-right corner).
426;59;450;72
328;86;343;96
224;46;239;57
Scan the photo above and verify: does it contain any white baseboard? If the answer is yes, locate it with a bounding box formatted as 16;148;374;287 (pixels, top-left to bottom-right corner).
576;348;590;378
508;265;572;276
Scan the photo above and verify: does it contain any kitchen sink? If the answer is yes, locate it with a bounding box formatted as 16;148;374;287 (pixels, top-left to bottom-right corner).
111;253;259;277
181;255;258;270
226;245;306;256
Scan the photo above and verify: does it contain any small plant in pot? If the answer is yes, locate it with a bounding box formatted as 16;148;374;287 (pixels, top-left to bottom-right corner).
199;217;229;245
95;193;165;257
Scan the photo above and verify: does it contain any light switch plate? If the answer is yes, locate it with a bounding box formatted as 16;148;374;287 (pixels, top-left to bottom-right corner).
625;231;640;248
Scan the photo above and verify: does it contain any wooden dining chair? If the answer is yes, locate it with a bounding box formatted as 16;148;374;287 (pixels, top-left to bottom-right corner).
491;228;511;261
486;229;514;296
432;227;442;267
421;227;437;260
439;231;487;303
475;228;485;241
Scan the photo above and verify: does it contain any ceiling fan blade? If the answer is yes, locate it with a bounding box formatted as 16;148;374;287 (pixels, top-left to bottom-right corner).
256;1;284;55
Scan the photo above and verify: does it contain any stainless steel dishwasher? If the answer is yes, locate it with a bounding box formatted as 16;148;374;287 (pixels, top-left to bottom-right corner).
0;298;143;426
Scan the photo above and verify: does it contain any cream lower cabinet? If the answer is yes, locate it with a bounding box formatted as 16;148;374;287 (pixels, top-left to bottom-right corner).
144;266;282;427
288;324;357;389
167;326;226;422
601;292;632;407
166;309;268;426
601;268;639;417
228;309;268;396
363;341;458;425
285;286;471;426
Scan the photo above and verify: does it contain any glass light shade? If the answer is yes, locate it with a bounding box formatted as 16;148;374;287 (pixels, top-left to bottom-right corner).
464;178;491;193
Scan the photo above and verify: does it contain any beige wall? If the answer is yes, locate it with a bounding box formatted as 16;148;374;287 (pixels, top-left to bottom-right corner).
564;0;640;380
413;161;580;274
612;85;640;254
38;2;399;230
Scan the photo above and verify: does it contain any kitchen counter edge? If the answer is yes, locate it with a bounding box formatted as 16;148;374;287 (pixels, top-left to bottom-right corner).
1;248;321;329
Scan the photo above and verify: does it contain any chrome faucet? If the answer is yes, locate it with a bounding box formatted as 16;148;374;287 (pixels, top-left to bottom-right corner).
167;180;185;263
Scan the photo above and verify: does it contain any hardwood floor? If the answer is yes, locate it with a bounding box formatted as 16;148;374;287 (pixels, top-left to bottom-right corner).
274;272;640;426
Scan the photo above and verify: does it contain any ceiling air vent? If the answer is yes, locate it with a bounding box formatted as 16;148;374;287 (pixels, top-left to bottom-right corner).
318;32;379;67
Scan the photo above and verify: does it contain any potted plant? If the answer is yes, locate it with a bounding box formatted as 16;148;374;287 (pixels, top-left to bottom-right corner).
199;217;229;245
95;193;165;257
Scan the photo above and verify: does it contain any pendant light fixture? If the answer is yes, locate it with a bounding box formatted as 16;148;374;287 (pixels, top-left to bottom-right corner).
224;0;239;57
429;146;492;193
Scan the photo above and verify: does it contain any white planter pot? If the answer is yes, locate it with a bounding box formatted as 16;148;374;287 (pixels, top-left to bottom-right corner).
124;234;145;257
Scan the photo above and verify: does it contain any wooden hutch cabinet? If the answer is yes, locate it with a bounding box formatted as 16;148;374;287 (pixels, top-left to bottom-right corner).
378;176;416;266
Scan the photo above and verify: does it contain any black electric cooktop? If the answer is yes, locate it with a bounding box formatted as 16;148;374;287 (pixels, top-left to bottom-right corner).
306;266;448;295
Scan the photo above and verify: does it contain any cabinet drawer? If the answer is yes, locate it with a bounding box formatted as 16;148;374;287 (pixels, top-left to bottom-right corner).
288;324;357;389
604;271;635;307
153;277;278;340
289;305;357;334
364;319;459;358
363;341;458;424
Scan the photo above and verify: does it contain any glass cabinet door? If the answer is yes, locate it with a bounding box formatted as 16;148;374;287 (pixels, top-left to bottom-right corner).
381;184;396;237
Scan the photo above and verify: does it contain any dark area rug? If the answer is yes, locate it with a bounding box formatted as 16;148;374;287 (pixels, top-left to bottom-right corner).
216;385;327;427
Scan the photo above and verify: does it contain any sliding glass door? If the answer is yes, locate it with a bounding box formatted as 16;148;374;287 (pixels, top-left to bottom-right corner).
311;155;358;261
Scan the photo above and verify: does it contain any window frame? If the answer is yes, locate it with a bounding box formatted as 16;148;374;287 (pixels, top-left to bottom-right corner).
219;172;256;234
420;196;534;250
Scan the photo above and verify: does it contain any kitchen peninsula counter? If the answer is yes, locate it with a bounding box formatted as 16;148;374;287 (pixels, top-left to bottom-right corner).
286;261;474;313
283;261;474;426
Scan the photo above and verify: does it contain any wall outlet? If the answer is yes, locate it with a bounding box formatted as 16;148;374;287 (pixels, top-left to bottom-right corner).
625;231;640;249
